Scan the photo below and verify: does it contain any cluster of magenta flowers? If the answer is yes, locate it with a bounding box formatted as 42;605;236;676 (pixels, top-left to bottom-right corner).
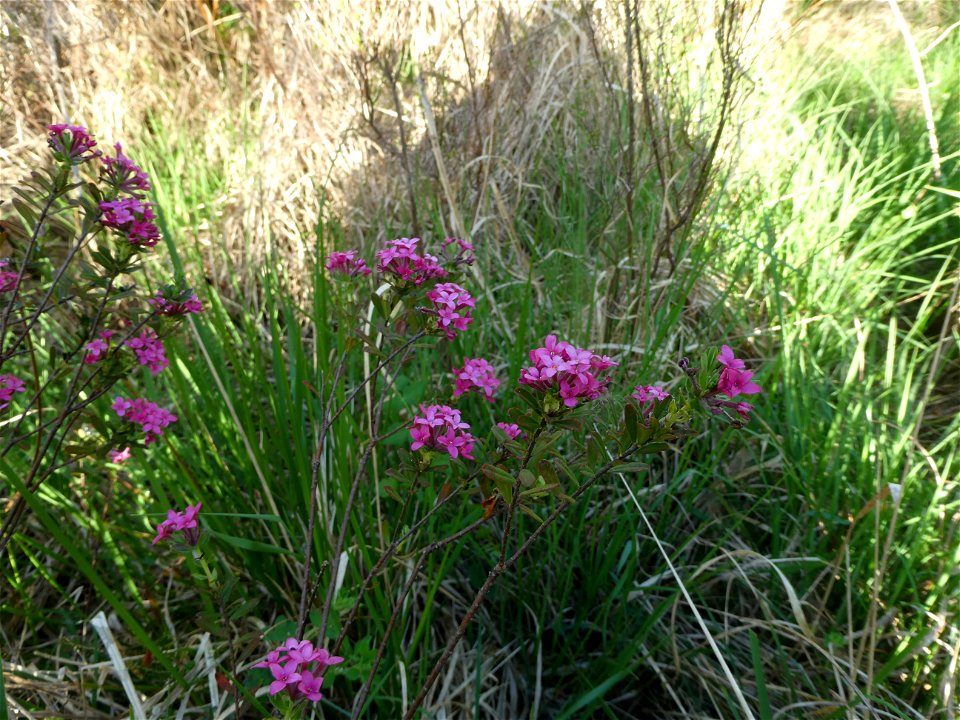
376;237;447;286
99;197;161;249
255;638;344;703
424;282;475;340
410;404;477;460
152;503;202;546
126;330;169;375
100;143;151;196
632;384;670;422
496;422;522;440
708;345;762;421
519;335;618;408
0;375;26;412
83;328;170;375
149;290;204;316
324;237;477;340
47;125;162;250
452;357;500;402
47;124;101;163
83;330;114;364
0;259;19;293
325;250;371;278
111;396;177;444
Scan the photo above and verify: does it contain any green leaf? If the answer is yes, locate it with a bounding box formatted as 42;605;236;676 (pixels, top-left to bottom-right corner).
208;531;291;554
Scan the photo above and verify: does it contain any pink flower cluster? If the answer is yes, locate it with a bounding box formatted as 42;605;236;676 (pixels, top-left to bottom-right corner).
255;638;344;703
83;330;114;364
111;396;177;444
149;290;203;316
424;283;475;340
152;503;201;545
452;357;500;402
108;447;132;464
496;422;522;440
325;250;371;278
519;335;618;408
632;385;670;421
0;375;26;412
0;260;19;293
410;404;476;460
47;124;101;163
711;345;761;421
99;197;161;249
376;237;447;285
101;143;151;196
126;330;169;375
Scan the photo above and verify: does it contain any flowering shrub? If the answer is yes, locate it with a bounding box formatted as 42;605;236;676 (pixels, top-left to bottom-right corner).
0;125;201;553
3;123;767;717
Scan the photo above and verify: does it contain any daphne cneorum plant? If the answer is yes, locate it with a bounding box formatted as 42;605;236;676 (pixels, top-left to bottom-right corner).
2;129;765;719
230;233;762;716
0;125;202;552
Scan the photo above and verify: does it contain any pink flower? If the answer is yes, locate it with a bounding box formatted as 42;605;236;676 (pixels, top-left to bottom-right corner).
112;396;177;443
716;368;762;397
632;384;670;422
717;345;746;370
108;447;131;464
151;516;177;545
0;374;26;412
325;250;371;278
519;335;618;408
83;330;114;364
255;637;343;703
733;401;754;420
151;503;202;546
47;124;101;163
254;649;284;669
296;671;324;702
410;404;476;460
149;290;203;316
311;648;345;670
126;330;169;375
99;198;161;249
101;143;151;196
268;661;302;695
0;260;19;293
376;237;447;285
423;283;474;340
452;358;500;401
706;345;762;424
496;422;522;440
